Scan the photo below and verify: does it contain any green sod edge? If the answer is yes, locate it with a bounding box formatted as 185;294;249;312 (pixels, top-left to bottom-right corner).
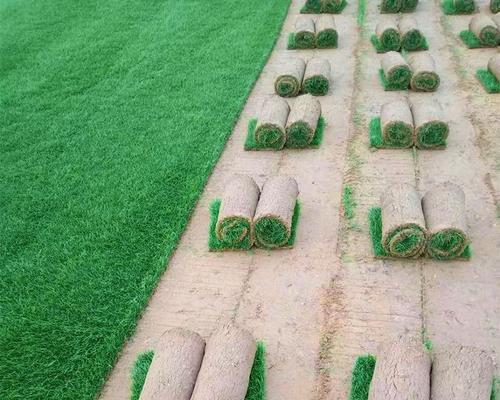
402;35;429;51
245;117;325;151
301;0;348;13
476;69;500;94
442;0;476;14
459;30;498;48
348;355;376;400
368;207;471;260
378;68;409;91
209;200;301;251
287;33;315;50
130;342;266;400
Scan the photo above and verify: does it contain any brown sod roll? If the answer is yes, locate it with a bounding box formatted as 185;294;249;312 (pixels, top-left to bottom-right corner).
285;94;321;148
488;53;500;81
294;16;316;49
380;99;414;147
216;175;260;246
368;336;431;400
139;328;205;400
410;98;449;149
190;324;256;400
408;52;440;91
254;176;299;248
375;20;401;51
274;58;306;98
431;345;494;400
469;15;500;46
254;96;290;149
380;51;412;89
315;15;338;48
381;183;427;258
303;57;330;96
422;182;469;260
399;15;425;51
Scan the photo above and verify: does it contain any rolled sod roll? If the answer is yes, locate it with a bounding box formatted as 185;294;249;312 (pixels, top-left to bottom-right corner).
322;0;344;13
469;15;500;46
368;336;431;400
408;52;440;91
410;98;449;149
315;15;338;48
399;15;425;50
431;345;494;400
285;94;321;148
380;0;402;13
492;0;500;13
303;57;330;96
401;0;418;12
381;183;427;257
254;176;299;248
381;51;412;88
190;324;256;400
139;328;205;400
216;175;260;246
380;100;414;147
294;16;316;49
254;96;290;149
274;58;306;98
375;20;402;51
422;182;469;260
488;53;500;81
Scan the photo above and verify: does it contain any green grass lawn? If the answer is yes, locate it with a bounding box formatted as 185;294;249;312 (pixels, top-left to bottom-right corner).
0;0;290;398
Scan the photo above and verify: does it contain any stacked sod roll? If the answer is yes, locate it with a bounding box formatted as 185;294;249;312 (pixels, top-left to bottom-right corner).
254;176;299;249
469;15;500;47
368;336;431;400
492;0;500;13
315;15;338;48
294;16;316;49
216;175;260;248
139;328;205;400
381;183;427;258
408;52;440;91
380;51;412;90
374;20;402;52
422;182;469;260
275;58;306;98
191;324;256;400
380;100;414;147
410;98;449;149
254;96;290;150
303;57;331;96
399;16;426;51
431;345;494;400
286;94;321;148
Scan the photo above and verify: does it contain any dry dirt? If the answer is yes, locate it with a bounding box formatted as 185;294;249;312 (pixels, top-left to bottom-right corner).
100;0;500;399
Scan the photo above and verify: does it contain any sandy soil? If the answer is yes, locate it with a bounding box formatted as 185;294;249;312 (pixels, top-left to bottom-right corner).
100;0;500;399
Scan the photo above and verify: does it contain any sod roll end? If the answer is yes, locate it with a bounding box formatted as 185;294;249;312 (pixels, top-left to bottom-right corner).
491;0;500;13
294;16;316;49
375;20;401;51
216;175;260;247
488;53;500;81
139;328;205;400
286;94;321;148
381;183;427;258
315;15;338;48
255;96;290;149
303;57;331;96
380;0;403;13
322;0;345;12
408;52;440;91
399;15;425;51
275;58;306;98
422;182;469;260
254;176;299;248
380;99;414;147
410;98;448;149
469;15;500;46
381;51;412;90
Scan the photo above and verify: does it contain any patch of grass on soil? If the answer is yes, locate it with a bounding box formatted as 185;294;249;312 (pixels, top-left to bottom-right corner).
342;186;356;220
349;355;376;400
476;70;500;93
130;351;154;400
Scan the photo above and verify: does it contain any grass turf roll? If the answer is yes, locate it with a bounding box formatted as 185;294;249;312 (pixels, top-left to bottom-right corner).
477;54;500;93
491;0;500;12
303;57;331;96
254;96;290;149
381;183;427;258
410;98;448;149
301;0;322;13
285;94;321;148
408;52;440;91
422;182;470;260
254;176;299;249
215;175;260;249
399;16;427;51
274;58;306;98
380;100;414;147
401;0;418;12
469;15;500;47
316;15;338;48
373;21;401;52
294;16;316;49
380;0;402;13
380;51;412;90
322;0;347;13
442;0;475;14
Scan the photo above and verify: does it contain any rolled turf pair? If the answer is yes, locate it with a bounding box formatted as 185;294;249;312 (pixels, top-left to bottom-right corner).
371;16;428;53
369;98;449;149
246;95;324;150
288;15;338;49
349;337;495;400
442;0;475;14
379;51;440;91
210;175;300;251
300;0;347;14
274;57;331;97
380;0;418;13
460;15;500;48
477;53;500;93
369;182;471;260
136;325;263;400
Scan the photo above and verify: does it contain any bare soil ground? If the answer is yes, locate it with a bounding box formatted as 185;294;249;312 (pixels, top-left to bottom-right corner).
101;0;500;399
